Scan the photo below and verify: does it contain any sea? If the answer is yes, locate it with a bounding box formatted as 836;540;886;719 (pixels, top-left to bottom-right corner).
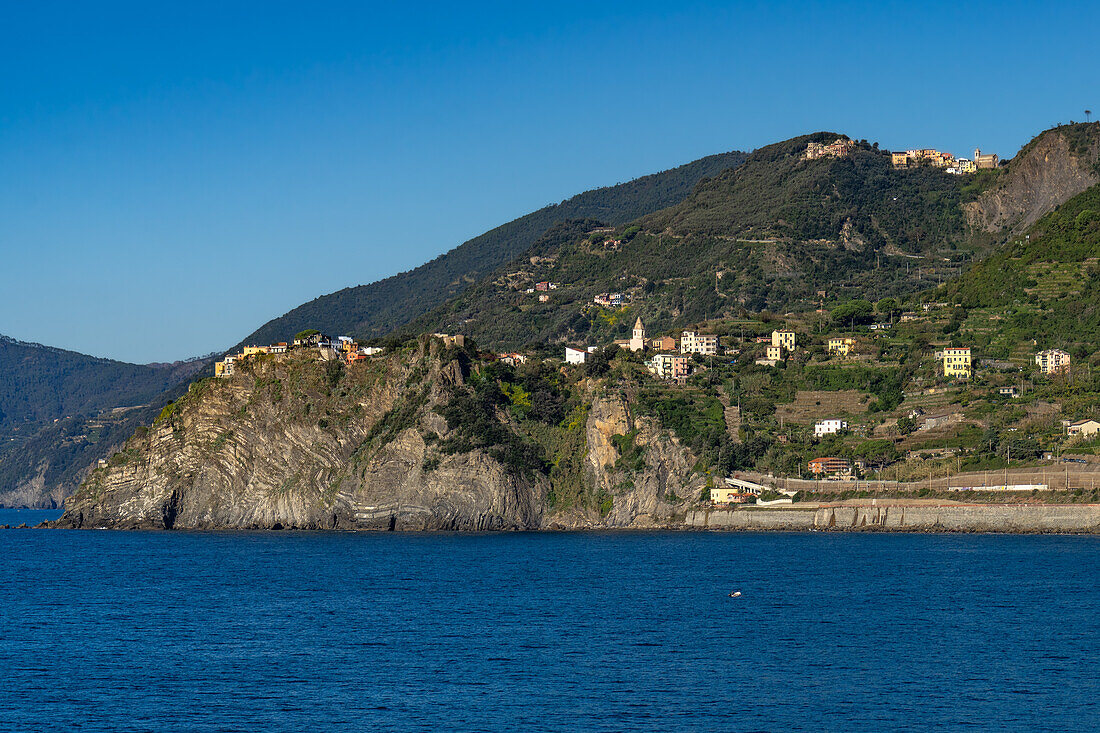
1;509;1098;732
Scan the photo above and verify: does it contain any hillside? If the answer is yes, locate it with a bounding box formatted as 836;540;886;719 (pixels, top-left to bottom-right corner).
411;133;987;349
941;180;1100;354
234;150;747;349
0;335;210;507
409;126;1100;352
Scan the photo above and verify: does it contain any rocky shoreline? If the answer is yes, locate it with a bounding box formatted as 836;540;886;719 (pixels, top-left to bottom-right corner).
31;502;1100;534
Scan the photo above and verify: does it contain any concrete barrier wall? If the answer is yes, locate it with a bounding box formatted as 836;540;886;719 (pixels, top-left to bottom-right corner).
686;504;1100;533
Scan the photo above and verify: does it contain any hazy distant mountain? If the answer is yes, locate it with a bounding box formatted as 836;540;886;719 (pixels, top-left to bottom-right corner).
0;335;210;507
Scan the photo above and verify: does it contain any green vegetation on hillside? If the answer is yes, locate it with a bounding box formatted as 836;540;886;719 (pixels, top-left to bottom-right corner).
943;182;1100;351
413;134;996;350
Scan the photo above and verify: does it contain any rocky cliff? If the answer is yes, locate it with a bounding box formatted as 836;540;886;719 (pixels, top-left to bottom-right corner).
967;123;1100;233
55;341;704;530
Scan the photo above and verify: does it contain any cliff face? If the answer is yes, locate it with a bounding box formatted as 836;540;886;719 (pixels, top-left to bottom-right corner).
583;393;704;528
56;344;705;531
57;342;544;530
967;123;1100;233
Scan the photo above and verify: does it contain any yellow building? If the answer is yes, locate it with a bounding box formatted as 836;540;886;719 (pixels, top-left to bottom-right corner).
891;152;909;168
766;345;783;361
943;347;972;379
710;487;752;504
241;346;270;357
771;330;796;351
214;356;236;378
828;337;856;356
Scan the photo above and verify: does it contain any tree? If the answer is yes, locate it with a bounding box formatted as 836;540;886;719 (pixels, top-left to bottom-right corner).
875;297;899;320
831;299;874;326
896;415;918;435
854;439;898;468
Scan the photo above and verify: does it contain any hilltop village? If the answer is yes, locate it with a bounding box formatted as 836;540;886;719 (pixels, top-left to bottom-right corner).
804;136;999;173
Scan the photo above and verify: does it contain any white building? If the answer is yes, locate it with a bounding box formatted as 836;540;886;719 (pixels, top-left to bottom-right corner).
814;419;848;438
565;347;588;364
680;330;718;356
647;353;689;380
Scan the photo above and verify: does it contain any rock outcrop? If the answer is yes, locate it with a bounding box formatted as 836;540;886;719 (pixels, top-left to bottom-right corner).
967;123;1100;233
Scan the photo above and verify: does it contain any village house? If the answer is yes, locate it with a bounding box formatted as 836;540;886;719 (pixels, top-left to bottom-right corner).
680;330;718;356
771;329;796;351
649;335;677;352
497;352;527;366
214;355;237;377
814;419;849;438
241;345;270;358
360;346;385;356
565;347;587;364
946;159;977;174
538;294;550;302
804;138;855;160
1035;348;1071;375
433;333;465;348
1067;419;1100;438
808;456;851;476
827;337;856;356
593;292;626;308
998;386;1020;398
942;347;972;379
647;353;690;381
765;345;783;361
709;487;754;504
293;332;328;348
535;281;550;291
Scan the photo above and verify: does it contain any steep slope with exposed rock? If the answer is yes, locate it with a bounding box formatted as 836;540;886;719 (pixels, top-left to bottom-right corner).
966;122;1100;233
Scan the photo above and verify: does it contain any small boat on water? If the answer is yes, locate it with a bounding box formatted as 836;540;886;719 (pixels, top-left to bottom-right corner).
728;591;742;598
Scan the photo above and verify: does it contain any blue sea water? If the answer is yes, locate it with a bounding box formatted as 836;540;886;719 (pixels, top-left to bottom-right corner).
1;519;1098;732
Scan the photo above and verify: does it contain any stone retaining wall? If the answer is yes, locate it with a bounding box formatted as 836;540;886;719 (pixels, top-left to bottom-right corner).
686;504;1100;533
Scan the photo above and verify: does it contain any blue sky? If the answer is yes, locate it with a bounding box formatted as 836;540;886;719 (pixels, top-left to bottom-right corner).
1;1;1097;363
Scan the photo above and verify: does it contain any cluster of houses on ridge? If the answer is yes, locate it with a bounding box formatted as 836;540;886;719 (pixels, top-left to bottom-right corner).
802;138;998;174
214;331;388;377
561;319;1074;386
